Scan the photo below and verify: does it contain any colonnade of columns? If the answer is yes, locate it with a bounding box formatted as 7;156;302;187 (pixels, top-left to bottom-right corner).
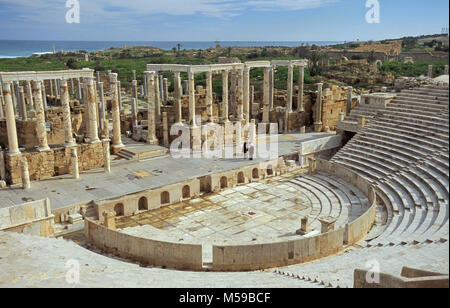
146;62;308;127
0;70;115;188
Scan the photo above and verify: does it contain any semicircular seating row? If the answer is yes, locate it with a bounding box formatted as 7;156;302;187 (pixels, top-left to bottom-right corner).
331;86;449;247
286;173;370;232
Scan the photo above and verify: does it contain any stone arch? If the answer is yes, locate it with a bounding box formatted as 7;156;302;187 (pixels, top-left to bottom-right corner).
237;171;245;184
267;165;274;176
138;197;148;211
252;168;259;179
161;191;170;205
374;60;383;68
220;176;228;189
114;203;124;217
182;185;191;199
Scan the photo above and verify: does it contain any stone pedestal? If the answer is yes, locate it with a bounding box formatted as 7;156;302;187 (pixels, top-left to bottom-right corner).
319;217;336;234
20;157;31;190
103;211;116;230
296;217;309;235
308;157;317;175
71;147;79;179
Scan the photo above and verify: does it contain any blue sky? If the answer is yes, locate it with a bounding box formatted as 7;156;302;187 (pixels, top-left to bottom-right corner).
0;0;448;41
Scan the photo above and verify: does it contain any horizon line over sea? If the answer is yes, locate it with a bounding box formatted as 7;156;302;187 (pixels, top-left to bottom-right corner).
0;40;344;59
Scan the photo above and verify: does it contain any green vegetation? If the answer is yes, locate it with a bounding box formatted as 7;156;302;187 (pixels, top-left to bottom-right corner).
380;61;448;77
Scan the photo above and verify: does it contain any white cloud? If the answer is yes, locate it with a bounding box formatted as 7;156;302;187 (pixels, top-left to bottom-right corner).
0;0;338;20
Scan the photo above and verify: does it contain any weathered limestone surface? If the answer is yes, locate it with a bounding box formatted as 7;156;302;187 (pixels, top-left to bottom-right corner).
109;73;124;153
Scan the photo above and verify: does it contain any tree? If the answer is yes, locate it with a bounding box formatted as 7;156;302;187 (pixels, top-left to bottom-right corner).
308;51;327;76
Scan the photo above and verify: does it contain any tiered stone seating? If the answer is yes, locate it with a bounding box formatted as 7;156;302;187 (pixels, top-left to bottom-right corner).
344;105;381;123
287;172;370;232
274;241;449;288
332;86;449;247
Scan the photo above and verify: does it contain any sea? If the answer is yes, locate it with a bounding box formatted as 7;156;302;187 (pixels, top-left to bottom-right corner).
0;40;343;59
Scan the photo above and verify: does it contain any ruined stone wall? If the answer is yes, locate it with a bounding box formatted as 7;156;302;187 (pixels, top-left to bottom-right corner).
320;85;347;130
0;107;84;151
3;142;104;185
399;51;449;62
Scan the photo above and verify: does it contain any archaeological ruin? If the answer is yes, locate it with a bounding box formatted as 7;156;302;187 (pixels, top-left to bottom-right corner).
0;57;448;288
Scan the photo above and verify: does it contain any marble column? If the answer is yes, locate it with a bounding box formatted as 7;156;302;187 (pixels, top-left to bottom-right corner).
346;86;353;116
41;81;48;110
77;78;82;101
145;71;158;145
230;70;236;116
20;157;31;190
250;86;255;117
18;86;27;120
0;96;4;119
71;147;79;179
143;74;148;97
287;63;294;113
3;83;20;156
49;79;54;97
32;81;50;151
56;79;61;97
243;66;250;123
236;69;244;120
25;81;33;108
70;78;75;97
188;69;196;126
98;82;106;135
132;80;138;101
222;70;229;122
103;140;111;173
206;71;213;122
10;82;17;113
159;75;164;104
52;79;58;99
263;67;271;123
60;79;76;147
298;66;305;112
154;73;162;122
117;81;122;110
314;83;323;132
132;70;136;81
163;78;169;103
445;65;449;75
109;73;124;153
162;112;169;147
182;80;189;96
131;98;138;129
0;82;3;118
269;67;274;111
174;72;183;124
